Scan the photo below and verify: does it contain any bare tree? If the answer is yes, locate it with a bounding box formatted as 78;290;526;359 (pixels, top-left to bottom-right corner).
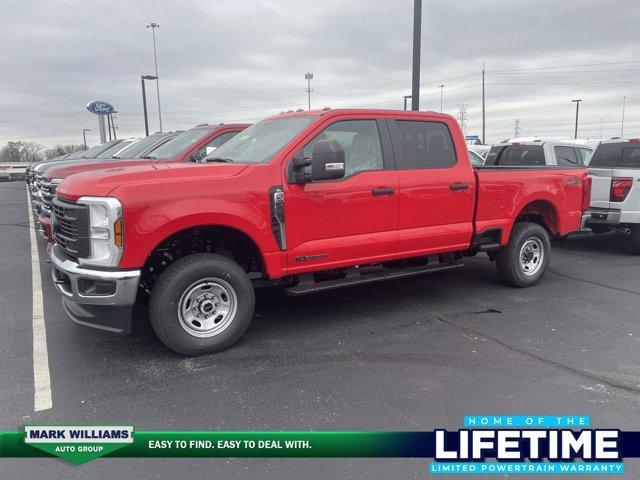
45;144;84;160
0;141;45;162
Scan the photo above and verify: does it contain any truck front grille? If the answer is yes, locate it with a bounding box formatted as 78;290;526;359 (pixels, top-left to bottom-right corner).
51;197;90;259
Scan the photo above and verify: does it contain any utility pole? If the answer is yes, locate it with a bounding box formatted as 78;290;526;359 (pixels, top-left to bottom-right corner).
439;84;445;113
457;104;468;136
514;119;522;138
82;129;91;149
411;0;422;111
621;96;626;138
572;99;582;139
403;95;412;111
482;63;486;144
146;22;163;132
305;73;314;110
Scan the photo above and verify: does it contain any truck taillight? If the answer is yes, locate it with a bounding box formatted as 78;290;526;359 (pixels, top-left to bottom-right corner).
582;176;592;212
610;177;633;202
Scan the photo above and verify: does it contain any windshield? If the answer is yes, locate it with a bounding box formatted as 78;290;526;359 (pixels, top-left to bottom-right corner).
146;128;211;160
113;134;165;159
203;116;318;164
79;141;119;159
96;140;133;159
65;150;86;159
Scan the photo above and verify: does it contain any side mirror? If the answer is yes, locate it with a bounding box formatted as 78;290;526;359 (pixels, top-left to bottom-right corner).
311;139;345;181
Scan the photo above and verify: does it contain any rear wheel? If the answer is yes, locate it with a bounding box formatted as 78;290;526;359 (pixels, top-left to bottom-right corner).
149;253;255;356
631;226;640;255
496;222;551;287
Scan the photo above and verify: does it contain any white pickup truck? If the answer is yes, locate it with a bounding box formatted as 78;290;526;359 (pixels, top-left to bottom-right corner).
485;139;594;167
587;139;640;253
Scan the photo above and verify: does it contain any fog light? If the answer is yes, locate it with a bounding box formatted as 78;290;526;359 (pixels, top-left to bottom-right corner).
78;278;116;296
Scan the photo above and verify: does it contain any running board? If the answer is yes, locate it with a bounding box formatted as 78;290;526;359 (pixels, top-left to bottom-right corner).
284;262;464;296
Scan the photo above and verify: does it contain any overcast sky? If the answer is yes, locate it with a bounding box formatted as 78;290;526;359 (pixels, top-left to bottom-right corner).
0;0;638;148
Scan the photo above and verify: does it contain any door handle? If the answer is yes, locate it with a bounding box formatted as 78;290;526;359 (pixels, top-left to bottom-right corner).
449;183;469;191
371;187;395;196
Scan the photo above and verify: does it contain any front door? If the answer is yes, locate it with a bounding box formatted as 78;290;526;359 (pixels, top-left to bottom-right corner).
284;117;399;274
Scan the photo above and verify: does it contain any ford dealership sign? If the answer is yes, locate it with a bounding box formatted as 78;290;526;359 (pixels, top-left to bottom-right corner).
86;100;115;115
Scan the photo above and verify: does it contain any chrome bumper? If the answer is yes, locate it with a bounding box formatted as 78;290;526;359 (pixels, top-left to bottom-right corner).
580;212;591;230
49;244;140;307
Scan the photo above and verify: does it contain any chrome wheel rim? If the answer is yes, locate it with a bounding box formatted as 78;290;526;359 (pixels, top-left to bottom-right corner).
177;278;238;338
519;237;544;276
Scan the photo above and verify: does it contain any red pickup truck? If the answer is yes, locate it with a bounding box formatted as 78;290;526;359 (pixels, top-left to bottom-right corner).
38;123;248;242
50;109;591;355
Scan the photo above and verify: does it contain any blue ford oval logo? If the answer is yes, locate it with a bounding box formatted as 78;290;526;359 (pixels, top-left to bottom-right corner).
86;100;115;115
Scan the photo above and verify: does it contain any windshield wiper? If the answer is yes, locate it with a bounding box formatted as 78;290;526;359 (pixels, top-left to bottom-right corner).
142;155;157;159
206;157;234;163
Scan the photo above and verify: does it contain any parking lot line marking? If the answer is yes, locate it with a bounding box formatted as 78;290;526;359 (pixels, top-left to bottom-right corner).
26;188;52;412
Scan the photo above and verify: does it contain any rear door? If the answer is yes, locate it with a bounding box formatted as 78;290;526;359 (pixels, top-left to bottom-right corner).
389;118;475;256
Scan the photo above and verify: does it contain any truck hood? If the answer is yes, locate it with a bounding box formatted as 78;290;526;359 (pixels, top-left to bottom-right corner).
57;162;250;202
43;158;153;181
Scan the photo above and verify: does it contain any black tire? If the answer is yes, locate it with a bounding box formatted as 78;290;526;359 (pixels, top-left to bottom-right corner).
149;253;255;356
631;226;640;255
496;222;551;288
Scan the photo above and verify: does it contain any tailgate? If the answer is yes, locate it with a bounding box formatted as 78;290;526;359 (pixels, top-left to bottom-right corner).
588;168;612;209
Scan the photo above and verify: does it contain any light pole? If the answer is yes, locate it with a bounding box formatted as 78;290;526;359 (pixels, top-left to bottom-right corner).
403;95;412;111
411;0;422;111
600;117;604;138
82;129;91;149
621;96;627;138
141;75;158;137
305;73;313;110
146;22;163;132
571;99;582;139
439;84;445;113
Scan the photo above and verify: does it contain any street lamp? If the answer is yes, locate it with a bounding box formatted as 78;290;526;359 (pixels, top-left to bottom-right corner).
141;75;158;137
305;73;314;111
571;99;582;139
82;129;91;149
403;95;412;111
146;22;163;132
439;84;445;113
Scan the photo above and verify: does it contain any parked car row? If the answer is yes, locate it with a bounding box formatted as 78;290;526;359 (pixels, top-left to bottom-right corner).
29;108;595;356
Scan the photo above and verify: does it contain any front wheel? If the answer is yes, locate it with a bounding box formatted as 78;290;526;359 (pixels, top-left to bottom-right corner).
496;222;551;287
150;253;255;356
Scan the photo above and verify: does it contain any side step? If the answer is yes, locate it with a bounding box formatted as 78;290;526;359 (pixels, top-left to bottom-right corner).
284;262;464;296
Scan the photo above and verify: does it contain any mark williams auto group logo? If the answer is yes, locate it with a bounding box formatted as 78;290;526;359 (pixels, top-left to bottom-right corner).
430;415;623;475
24;426;133;464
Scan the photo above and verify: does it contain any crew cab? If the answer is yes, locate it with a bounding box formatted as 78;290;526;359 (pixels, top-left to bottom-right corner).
586;139;640;253
485;139;594;167
49;109;591;356
37;124;247;241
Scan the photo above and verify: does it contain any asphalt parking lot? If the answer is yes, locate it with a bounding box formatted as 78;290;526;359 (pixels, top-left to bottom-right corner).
2;180;640;479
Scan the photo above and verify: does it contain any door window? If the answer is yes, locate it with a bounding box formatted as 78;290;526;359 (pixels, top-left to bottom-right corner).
574;147;594;166
300;120;383;177
554;146;579;166
394;121;457;169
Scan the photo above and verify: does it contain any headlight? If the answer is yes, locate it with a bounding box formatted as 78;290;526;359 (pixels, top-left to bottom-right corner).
77;196;124;268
